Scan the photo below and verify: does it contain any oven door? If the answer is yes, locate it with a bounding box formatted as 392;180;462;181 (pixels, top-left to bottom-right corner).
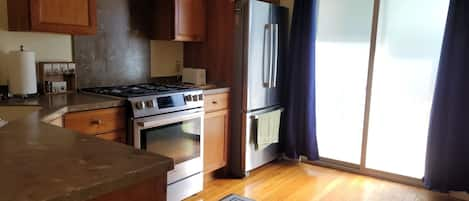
133;109;204;185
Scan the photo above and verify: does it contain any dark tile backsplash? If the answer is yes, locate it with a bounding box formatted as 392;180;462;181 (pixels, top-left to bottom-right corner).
73;0;152;88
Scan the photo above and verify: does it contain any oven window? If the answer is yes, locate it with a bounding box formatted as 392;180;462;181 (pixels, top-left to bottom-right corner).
141;118;201;164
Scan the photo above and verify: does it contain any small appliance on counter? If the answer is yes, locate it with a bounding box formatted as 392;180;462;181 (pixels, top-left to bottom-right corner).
37;62;77;95
7;46;38;97
182;68;206;86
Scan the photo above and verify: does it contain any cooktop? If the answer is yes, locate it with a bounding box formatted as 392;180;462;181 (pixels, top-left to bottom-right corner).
81;83;196;98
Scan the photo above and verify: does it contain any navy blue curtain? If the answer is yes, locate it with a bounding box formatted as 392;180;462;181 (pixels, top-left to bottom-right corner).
282;0;319;160
424;0;469;192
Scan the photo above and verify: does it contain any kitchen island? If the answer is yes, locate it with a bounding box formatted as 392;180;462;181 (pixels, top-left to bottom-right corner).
0;93;173;201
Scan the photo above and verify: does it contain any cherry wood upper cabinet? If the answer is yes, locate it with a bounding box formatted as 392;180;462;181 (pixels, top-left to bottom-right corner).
152;0;206;42
7;0;97;35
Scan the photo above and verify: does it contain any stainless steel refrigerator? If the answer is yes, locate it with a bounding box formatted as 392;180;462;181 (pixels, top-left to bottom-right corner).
230;0;288;177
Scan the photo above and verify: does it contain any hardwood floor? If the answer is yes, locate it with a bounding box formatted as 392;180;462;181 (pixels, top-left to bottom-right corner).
185;160;456;201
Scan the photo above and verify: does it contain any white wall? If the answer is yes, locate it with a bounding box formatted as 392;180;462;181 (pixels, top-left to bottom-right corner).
0;0;73;85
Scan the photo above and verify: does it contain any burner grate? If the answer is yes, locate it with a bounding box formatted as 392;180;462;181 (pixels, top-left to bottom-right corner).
81;83;196;98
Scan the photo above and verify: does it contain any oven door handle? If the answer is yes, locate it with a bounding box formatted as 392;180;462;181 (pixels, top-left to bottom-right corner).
136;110;205;129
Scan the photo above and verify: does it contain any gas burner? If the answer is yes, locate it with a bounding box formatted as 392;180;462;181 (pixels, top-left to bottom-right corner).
81;83;197;98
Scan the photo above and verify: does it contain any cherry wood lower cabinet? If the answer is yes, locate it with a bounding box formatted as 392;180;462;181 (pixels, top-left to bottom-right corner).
203;92;230;175
90;175;167;201
63;107;127;144
204;109;229;173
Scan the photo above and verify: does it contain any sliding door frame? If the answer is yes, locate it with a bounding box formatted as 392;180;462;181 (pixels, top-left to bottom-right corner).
307;0;424;188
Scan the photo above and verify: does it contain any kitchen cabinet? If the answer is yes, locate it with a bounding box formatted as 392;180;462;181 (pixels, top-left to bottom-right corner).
64;107;127;143
90;176;167;201
203;92;230;174
152;0;206;41
184;0;234;85
7;0;97;35
184;0;280;84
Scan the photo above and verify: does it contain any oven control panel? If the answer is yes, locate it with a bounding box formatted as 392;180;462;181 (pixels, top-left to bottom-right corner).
129;90;204;118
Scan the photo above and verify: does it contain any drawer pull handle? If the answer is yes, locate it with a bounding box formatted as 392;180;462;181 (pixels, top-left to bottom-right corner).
91;119;103;125
212;101;218;104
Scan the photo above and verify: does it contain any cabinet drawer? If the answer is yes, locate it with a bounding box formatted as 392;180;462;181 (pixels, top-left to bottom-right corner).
64;107;126;135
96;130;126;143
204;93;229;113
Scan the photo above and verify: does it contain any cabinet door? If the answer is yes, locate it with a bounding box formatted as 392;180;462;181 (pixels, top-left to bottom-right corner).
174;0;206;41
204;110;229;173
30;0;97;34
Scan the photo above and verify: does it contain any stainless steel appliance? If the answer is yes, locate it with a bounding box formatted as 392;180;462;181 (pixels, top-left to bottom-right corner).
82;83;204;201
231;0;288;177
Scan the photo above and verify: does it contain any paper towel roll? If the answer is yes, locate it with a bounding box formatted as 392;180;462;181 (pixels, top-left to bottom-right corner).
8;50;37;95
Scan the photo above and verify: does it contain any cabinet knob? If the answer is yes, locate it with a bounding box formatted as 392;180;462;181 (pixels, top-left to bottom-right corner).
91;119;103;125
212;100;218;104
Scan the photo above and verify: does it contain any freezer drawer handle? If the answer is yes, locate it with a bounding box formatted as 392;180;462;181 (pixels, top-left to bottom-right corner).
252;108;284;119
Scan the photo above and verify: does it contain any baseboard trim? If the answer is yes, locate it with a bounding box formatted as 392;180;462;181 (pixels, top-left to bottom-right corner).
450;191;469;201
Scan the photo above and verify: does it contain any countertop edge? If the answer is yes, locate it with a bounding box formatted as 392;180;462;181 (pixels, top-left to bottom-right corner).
50;160;173;201
40;99;127;123
203;87;231;95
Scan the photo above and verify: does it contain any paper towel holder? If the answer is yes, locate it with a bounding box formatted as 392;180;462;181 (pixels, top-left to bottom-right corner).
8;45;38;98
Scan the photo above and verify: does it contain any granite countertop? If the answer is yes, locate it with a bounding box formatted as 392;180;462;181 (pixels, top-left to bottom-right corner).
0;93;174;201
198;84;231;95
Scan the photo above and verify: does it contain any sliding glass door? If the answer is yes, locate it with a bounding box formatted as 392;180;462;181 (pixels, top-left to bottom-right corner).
315;0;449;179
365;0;449;178
315;0;374;165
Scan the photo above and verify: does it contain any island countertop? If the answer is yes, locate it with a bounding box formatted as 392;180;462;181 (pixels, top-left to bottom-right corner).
0;93;174;201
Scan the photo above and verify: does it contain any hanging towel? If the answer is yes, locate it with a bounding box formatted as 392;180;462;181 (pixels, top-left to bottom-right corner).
256;109;282;150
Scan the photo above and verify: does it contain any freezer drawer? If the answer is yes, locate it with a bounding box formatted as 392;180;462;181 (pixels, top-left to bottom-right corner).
244;106;283;172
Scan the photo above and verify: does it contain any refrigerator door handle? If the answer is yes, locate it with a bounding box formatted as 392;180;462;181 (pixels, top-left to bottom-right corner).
268;24;275;88
271;24;279;88
263;24;272;88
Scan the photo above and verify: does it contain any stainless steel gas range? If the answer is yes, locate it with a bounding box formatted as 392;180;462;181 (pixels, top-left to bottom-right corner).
82;83;204;201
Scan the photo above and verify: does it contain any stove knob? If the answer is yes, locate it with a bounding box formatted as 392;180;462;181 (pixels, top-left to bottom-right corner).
185;95;192;102
135;101;145;110
192;95;198;101
198;94;204;101
145;100;155;108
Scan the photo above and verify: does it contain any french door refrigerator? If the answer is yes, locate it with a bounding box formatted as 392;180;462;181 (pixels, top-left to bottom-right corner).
230;0;288;177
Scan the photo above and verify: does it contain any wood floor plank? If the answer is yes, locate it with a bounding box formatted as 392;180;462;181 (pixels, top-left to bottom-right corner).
185;160;456;201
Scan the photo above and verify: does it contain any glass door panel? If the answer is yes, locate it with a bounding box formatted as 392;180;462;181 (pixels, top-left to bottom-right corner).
142;118;202;164
316;0;374;164
366;0;449;178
